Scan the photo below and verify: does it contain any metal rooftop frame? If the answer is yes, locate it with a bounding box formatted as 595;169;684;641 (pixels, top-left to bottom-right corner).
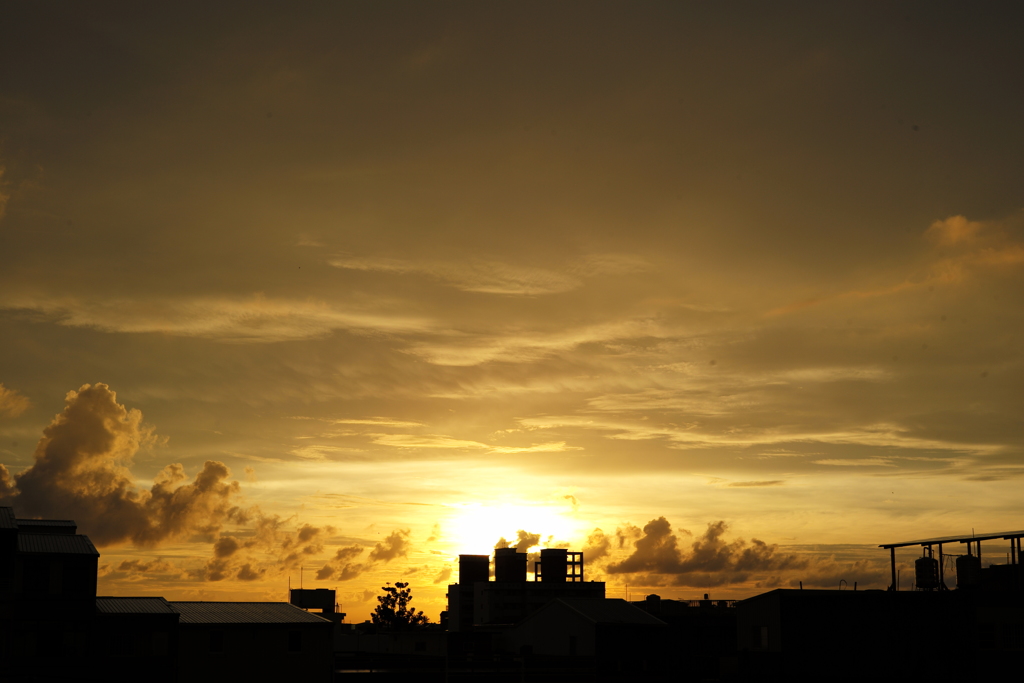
879;529;1024;591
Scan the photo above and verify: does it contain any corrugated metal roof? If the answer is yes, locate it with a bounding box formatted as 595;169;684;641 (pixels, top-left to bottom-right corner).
17;533;99;556
97;597;178;615
169;602;330;625
880;529;1024;548
0;507;15;530
17;519;77;534
557;599;667;626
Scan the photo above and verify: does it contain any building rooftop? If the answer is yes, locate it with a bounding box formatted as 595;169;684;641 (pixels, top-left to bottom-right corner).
169;602;331;625
16;519;77;534
880;529;1024;549
0;506;15;530
552;598;667;626
97;596;178;615
17;533;99;556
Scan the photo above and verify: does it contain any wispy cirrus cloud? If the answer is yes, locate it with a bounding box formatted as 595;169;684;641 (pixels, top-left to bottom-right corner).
0;293;433;342
329;256;581;295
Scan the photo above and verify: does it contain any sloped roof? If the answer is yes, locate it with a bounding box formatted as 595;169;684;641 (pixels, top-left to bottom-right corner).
880;529;1024;549
17;519;77;534
17;533;99;556
550;599;667;626
97;597;178;615
170;602;330;625
0;507;15;530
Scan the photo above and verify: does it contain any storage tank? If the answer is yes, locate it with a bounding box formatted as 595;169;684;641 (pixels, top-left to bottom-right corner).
538;548;568;583
494;547;527;582
915;556;939;590
956;554;981;588
458;554;489;585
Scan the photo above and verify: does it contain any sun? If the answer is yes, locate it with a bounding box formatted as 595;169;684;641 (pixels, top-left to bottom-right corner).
443;501;579;557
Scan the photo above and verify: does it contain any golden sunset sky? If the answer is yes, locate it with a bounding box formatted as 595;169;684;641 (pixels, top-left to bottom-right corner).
1;2;1023;621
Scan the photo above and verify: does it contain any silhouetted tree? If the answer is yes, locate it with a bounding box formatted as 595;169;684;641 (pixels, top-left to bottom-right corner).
371;581;429;629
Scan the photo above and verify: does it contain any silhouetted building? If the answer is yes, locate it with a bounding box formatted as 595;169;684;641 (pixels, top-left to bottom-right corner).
171;602;333;683
1;507;101;681
95;596;180;683
447;546;605;633
506;597;672;677
1;507;334;683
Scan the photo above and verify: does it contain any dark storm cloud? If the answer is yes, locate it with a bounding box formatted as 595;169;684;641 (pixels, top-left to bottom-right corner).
0;383;244;546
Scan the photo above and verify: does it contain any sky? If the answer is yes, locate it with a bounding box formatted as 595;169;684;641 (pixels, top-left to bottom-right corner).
1;2;1023;621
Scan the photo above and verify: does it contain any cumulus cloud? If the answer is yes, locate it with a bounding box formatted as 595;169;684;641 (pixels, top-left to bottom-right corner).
0;384;30;418
495;530;541;552
0;383;244;547
316;545;365;581
368;529;411;562
201;514;332;582
316;530;410;582
582;528;611;563
606;518;806;587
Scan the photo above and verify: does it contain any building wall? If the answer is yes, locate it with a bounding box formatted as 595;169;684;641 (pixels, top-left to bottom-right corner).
176;622;332;683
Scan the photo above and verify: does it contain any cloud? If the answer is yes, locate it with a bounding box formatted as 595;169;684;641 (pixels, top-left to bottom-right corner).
926;215;981;247
606;518;806;586
0;384;30;418
724;480;785;488
0;293;432;343
329;256;582;295
368;529;411;563
117;558;177;574
0;383;243;547
490;441;582;454
433;566;452;584
316;544;365;581
316;530;410;581
202;514;333;582
495;530;541;552
582;528;611;563
370;434;489;450
769;214;1024;317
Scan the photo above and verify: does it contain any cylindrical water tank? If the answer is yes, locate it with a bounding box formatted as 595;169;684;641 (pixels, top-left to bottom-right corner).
956;554;981;588
915;556;939;590
539;548;568;583
494;547;527;582
458;554;489;585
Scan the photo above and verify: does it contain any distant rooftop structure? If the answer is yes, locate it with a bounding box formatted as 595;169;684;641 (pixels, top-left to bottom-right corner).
96;596;178;615
553;598;667;626
879;529;1024;549
17;532;99;556
16;518;77;534
0;506;15;529
170;602;331;625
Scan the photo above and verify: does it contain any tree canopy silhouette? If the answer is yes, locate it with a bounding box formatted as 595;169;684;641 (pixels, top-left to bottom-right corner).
370;581;429;630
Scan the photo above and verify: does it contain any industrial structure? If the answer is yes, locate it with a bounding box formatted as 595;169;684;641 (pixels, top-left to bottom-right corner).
446;546;605;632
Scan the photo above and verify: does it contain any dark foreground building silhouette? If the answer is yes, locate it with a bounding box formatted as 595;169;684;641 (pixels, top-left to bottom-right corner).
0;507;333;683
5;506;1023;682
